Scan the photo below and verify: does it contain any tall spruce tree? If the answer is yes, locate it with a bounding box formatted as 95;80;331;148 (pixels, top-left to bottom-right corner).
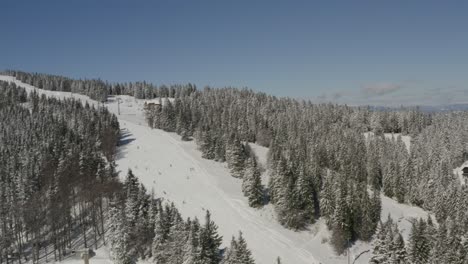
198;211;223;264
242;155;264;207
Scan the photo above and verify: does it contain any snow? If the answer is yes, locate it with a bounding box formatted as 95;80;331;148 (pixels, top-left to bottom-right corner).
114;122;324;264
379;195;431;240
248;143;270;185
249;143;269;168
55;248;113;264
454;161;468;185
363;131;411;152
0;75;434;264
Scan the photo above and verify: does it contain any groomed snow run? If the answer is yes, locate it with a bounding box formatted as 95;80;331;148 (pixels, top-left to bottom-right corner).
0;75;432;264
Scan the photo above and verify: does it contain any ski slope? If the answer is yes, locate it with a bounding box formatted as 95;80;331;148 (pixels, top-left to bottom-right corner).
0;75;433;264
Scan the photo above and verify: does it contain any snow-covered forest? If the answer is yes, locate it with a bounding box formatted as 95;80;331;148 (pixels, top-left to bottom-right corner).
0;80;120;262
0;78;256;264
1;70;468;264
142;85;468;262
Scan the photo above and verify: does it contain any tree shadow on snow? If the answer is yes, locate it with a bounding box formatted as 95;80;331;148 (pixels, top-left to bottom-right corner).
118;129;136;146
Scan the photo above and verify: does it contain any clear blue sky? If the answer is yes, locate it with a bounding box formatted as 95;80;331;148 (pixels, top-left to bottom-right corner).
1;0;467;105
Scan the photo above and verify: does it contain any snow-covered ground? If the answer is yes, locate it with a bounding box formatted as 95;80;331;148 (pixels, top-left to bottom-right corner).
454;161;468;185
364;131;411;152
0;75;432;264
57;248;113;264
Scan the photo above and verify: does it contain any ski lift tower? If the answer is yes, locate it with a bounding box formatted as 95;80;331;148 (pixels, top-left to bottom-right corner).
117;98;122;115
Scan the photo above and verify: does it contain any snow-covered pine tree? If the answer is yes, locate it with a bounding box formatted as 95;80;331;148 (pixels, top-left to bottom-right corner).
226;135;246;178
222;236;238;264
165;213;189;264
108;200;134;264
186;217;202;263
407;218;431;264
198;211;223;264
214;133;227;162
320;170;336;228
330;182;352;255
370;221;388;264
161;98;175;132
268;156;288;205
152;208;170;263
358;186;376;241
390;230;407;264
242;154;264;208
233;232;255;264
201;129;216;160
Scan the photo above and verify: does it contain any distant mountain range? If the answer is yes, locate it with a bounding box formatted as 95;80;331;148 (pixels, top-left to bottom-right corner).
420;104;468;112
369;104;468;112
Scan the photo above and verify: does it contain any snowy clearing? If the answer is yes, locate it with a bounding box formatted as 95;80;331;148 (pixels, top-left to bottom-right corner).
57;248;113;264
364;131;411;152
0;75;433;264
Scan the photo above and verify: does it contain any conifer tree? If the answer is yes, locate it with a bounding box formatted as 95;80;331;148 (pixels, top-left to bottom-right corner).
407;219;431;264
201;129;216;160
198;211;223;264
108;202;134;264
320;170;336;227
226;135;246;178
222;236;238;264
389;226;407;264
370;221;388;264
234;232;255;264
242;155;264;207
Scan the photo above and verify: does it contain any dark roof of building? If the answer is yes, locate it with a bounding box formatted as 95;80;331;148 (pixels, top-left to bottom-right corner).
463;167;468;172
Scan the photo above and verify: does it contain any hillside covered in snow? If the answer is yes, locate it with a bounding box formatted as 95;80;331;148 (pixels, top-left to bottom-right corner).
1;73;468;264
